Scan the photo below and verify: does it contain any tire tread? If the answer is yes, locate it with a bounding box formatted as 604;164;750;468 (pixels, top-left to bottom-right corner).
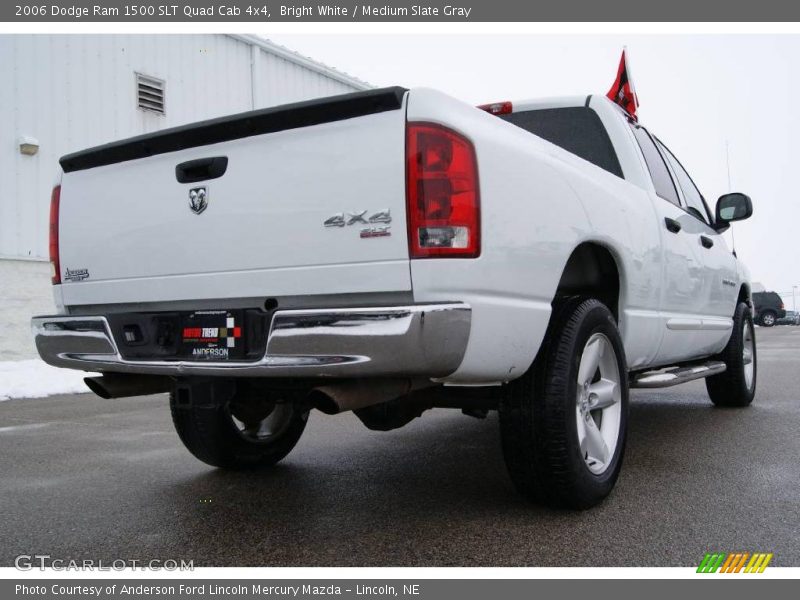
170;391;307;469
500;298;629;509
706;302;756;407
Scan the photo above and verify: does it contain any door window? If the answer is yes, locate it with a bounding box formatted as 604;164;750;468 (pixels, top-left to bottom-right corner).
655;139;713;226
629;125;680;206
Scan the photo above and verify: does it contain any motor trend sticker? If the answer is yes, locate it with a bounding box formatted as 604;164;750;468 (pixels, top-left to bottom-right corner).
181;313;242;359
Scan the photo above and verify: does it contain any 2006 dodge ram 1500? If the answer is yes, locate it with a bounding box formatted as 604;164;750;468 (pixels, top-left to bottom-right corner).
33;86;756;508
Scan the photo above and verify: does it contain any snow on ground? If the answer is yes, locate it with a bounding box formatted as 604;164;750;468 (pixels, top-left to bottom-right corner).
0;359;94;401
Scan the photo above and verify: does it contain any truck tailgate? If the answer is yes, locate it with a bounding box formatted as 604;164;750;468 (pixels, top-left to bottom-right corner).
57;88;410;306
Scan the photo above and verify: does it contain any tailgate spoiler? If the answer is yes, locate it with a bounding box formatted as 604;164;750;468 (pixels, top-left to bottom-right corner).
60;86;408;173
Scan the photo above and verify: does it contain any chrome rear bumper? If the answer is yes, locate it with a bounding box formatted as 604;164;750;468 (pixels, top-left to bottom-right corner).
32;304;471;379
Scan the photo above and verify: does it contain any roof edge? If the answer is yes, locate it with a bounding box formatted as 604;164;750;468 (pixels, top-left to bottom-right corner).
227;34;373;91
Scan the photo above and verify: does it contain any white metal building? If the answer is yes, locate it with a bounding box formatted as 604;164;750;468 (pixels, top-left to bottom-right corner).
0;34;369;361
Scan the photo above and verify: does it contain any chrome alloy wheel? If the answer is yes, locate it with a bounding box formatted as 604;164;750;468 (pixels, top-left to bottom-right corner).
761;313;775;326
576;333;622;475
743;320;756;391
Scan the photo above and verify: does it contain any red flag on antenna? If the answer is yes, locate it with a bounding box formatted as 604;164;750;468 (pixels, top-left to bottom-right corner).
607;49;639;120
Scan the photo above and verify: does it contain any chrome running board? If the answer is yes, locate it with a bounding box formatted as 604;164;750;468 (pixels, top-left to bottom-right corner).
630;360;727;389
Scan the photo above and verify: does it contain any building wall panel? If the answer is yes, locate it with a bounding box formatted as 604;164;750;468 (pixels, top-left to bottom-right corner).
0;34;365;261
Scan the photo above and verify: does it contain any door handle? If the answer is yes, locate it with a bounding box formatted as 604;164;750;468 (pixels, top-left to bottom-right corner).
664;217;681;233
175;156;228;184
700;235;714;249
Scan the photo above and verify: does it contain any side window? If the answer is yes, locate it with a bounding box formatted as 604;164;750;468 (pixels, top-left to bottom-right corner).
629;124;680;206
655;139;713;226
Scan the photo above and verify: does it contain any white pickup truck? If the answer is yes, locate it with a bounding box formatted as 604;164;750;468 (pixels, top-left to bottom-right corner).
33;86;756;508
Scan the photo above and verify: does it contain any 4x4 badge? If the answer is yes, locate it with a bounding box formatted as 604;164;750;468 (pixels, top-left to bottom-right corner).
324;209;392;228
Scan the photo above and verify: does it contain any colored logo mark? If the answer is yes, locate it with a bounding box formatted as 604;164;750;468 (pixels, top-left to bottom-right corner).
697;552;773;573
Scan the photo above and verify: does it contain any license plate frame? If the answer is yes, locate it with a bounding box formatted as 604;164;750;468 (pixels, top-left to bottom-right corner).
178;309;245;360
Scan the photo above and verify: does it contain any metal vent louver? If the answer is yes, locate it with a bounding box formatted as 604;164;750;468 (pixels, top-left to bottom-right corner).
136;73;165;115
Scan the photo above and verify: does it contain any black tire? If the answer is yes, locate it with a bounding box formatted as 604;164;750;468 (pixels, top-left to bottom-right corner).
170;383;309;469
706;302;756;407
499;298;629;510
759;310;776;327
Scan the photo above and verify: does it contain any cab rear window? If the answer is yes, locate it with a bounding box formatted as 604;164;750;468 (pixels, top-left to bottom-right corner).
501;107;623;178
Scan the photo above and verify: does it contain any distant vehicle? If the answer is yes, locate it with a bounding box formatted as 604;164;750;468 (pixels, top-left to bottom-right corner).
777;310;800;326
753;291;786;326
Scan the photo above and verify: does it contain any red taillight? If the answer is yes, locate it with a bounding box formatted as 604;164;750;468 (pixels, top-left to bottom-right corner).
49;185;61;284
477;101;512;116
406;123;480;259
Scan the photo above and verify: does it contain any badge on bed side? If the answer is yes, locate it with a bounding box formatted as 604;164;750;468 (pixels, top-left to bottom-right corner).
324;208;392;238
64;267;90;282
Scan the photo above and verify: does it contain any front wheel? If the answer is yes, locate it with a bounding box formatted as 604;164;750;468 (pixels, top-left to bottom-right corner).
499;298;629;509
170;382;309;469
706;302;756;407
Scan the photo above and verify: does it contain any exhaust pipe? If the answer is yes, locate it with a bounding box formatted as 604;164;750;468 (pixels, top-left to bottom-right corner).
84;374;173;399
308;379;431;414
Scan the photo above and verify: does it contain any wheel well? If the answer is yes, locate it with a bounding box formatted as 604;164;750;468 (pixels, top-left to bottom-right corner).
554;243;621;320
738;284;751;308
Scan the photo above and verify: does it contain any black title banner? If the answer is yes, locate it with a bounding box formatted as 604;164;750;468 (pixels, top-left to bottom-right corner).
4;0;800;22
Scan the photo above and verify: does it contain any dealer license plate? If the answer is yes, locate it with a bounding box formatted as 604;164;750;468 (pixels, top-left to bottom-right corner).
178;310;245;360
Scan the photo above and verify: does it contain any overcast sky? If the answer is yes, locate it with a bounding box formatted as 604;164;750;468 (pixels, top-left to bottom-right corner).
271;34;800;306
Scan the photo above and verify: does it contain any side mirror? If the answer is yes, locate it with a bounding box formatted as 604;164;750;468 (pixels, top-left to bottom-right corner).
715;193;752;230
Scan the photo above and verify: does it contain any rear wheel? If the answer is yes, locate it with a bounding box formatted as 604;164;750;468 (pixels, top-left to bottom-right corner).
706;302;756;407
170;382;309;469
760;310;776;327
499;299;629;509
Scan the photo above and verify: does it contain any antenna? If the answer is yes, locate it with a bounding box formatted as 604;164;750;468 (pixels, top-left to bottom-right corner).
725;140;732;191
726;140;737;257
